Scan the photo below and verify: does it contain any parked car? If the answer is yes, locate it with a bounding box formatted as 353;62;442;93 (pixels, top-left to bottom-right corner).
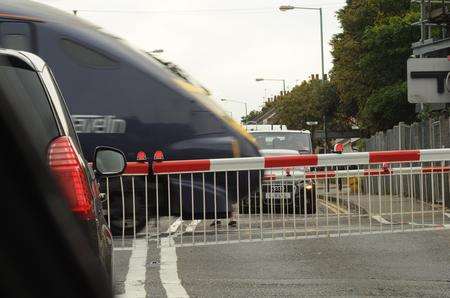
249;126;316;214
0;48;126;281
0;0;261;233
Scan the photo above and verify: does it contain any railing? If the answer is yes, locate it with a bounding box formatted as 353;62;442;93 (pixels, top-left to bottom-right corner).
99;149;450;247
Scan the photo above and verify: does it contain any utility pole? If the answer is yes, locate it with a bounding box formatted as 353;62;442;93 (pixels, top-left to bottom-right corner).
319;7;325;84
279;4;327;151
319;7;328;153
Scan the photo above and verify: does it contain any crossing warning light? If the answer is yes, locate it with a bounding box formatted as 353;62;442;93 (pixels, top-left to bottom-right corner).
153;150;165;162
334;143;344;153
136;151;147;161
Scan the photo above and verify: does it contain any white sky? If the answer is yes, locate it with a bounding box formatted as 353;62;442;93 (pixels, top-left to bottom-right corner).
36;0;345;121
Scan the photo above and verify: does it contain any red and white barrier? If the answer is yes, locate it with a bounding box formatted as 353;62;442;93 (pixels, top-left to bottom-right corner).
100;148;450;247
302;166;450;180
123;162;149;175
152;149;450;174
88;161;149;175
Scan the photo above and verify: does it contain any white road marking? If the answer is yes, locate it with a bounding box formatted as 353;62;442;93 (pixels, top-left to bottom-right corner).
185;220;201;233
122;238;148;298
318;196;352;214
114;247;133;251
372;215;391;224
167;217;183;234
160;237;189;297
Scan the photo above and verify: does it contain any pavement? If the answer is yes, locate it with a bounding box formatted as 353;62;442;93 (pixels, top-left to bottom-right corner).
112;190;450;297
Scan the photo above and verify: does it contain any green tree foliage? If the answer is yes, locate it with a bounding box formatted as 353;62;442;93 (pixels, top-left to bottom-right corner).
247;0;420;135
331;0;419;132
241;99;278;123
275;79;347;131
360;81;415;132
241;110;262;124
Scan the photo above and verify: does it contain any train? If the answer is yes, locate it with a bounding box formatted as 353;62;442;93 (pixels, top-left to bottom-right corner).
0;0;261;233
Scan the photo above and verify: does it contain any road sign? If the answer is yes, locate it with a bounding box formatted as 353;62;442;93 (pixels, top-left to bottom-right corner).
314;130;361;139
407;58;450;103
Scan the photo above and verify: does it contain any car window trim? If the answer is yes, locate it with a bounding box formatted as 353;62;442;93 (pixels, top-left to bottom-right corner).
33;66;66;137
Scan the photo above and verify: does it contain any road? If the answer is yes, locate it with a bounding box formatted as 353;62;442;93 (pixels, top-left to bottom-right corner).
113;195;450;297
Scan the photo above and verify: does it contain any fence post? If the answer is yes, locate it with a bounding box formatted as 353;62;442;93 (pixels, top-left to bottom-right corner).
364;116;450;202
440;115;449;148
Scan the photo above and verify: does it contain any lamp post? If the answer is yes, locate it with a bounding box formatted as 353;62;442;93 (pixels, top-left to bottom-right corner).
279;5;325;83
306;121;319;153
280;4;327;152
255;78;286;93
148;49;164;54
220;98;248;122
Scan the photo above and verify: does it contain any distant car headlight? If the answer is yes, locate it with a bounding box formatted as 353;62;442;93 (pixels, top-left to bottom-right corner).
305;184;313;190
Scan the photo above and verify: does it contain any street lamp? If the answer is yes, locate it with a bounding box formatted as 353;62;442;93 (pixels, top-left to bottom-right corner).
220;98;248;121
255;78;286;93
148;49;164;54
280;4;327;152
279;5;325;83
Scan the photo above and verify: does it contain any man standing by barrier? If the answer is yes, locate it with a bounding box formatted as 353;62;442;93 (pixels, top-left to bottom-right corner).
333;143;344;190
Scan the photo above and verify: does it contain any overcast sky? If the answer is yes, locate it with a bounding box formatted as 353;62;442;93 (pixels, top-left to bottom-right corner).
36;0;345;121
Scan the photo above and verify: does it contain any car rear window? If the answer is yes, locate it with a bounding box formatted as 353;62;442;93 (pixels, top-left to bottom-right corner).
251;131;312;152
0;55;59;158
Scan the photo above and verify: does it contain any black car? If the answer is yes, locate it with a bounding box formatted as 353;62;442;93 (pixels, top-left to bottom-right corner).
0;54;114;298
0;48;126;282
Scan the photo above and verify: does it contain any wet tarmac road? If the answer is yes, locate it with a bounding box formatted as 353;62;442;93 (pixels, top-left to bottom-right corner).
114;199;450;297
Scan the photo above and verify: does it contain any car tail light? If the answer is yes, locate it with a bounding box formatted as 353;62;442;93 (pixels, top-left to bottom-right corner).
48;136;94;220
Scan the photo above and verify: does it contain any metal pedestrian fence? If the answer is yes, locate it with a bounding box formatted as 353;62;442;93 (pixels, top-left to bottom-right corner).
99;149;450;247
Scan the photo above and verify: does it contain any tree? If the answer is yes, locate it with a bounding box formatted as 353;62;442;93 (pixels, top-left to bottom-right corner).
246;0;420;136
360;81;415;132
241;110;262;124
330;0;419;133
242;99;277;123
275;79;348;131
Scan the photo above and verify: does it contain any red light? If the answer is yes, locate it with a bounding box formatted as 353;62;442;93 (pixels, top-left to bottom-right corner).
48;136;94;220
381;162;390;174
137;151;147;161
154;150;164;162
334;143;344;153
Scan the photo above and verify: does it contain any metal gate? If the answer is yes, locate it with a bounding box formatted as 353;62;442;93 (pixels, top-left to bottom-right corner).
101;149;450;247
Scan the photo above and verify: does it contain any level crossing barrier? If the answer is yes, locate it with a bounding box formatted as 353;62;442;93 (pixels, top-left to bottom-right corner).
100;149;450;247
